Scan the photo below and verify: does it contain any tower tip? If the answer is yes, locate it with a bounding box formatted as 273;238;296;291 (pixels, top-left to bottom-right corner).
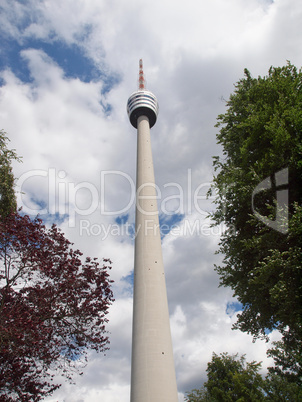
138;59;145;90
127;59;158;128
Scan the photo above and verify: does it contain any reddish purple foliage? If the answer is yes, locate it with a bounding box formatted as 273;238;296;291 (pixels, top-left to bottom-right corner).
0;212;114;401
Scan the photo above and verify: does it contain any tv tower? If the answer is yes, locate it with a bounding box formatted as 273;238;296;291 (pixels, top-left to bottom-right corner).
127;60;178;402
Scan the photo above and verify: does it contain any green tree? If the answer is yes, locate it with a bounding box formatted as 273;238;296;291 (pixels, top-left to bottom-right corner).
210;63;302;381
267;331;302;386
185;353;302;402
185;386;212;402
205;353;265;401
0;130;20;217
264;372;302;401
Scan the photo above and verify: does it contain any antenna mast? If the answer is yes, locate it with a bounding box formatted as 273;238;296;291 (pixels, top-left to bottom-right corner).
138;59;145;90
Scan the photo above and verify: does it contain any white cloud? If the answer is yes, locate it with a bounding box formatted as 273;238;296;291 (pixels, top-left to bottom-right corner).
0;0;300;400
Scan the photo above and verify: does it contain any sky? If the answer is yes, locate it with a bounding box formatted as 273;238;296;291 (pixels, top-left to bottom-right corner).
0;0;301;400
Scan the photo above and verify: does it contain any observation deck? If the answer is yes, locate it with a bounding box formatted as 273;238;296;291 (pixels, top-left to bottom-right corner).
127;90;159;128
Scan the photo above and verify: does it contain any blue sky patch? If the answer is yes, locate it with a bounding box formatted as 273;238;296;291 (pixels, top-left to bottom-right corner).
0;37;31;83
114;213;185;241
0;34;120;93
121;271;134;296
115;214;129;225
42;212;69;226
121;271;134;287
27;197;47;213
226;301;243;317
159;213;184;238
0;37;94;83
21;197;69;226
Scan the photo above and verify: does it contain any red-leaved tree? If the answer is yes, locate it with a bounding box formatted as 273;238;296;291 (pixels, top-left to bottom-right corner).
0;212;114;401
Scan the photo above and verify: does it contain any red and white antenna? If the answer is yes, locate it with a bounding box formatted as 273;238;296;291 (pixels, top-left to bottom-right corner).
138;58;145;90
127;59;159;128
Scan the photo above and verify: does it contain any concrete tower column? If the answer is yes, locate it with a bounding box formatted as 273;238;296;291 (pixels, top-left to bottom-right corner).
127;61;178;402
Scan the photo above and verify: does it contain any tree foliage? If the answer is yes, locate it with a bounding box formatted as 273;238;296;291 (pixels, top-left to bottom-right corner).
0;130;114;401
185;386;212;402
264;372;302;401
0;212;114;400
205;352;265;401
0;130;19;217
0;132;114;399
210;63;302;381
185;353;302;402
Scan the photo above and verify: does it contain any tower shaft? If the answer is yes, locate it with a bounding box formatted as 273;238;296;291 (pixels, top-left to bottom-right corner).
130;115;178;402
